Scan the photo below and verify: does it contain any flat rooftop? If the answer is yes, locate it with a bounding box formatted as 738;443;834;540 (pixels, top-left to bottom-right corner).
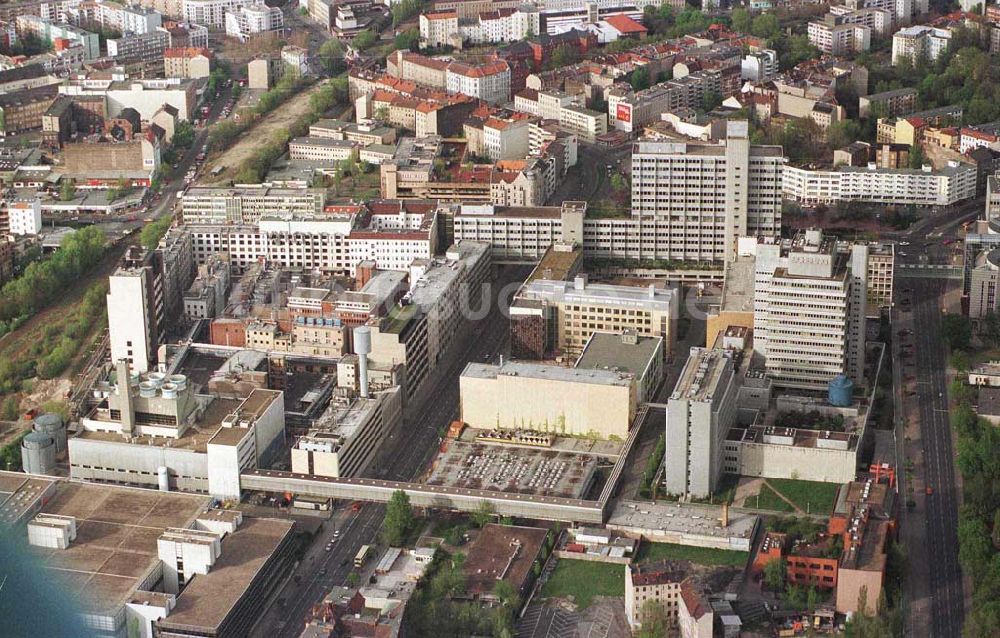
463;361;634;387
608;500;759;543
80;396;242;453
426;440;598;499
671;348;733;402
525;245;582;283
306;396;381;446
576;332;662;378
463;524;548;597
0;473;56;526
719;255;755;313
156;517;294;634
28;481;209;616
518;277;675;311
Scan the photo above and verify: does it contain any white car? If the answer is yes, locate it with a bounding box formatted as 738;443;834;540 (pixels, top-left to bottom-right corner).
899;241;910;246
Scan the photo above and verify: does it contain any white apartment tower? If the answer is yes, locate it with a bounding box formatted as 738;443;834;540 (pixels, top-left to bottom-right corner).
630;121;785;264
664;347;739;499
753;230;868;391
107;247;165;373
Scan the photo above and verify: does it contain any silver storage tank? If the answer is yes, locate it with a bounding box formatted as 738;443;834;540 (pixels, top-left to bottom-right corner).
33;413;66;455
21;431;57;475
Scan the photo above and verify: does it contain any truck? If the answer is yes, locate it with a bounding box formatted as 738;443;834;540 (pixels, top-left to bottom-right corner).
354;544;373;567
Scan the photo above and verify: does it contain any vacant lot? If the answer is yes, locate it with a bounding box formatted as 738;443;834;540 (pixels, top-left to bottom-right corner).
634;542;749;568
540;559;625;610
201;82;324;186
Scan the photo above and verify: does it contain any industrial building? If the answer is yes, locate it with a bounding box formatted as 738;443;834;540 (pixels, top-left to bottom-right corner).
69;361;285;500
0;473;295;638
459;360;638;439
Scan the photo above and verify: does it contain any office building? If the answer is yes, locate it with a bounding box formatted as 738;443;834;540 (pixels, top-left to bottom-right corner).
8;198;42;235
180;187;326;224
224;2;283;42
664;347;739;499
753;230;868;390
969;247;1000;319
630;121;785;264
510;273;678;360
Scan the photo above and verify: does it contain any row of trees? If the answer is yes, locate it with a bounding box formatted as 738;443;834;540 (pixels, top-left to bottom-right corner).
0;226;105;322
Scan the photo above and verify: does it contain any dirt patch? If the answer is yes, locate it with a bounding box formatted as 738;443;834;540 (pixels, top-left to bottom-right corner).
201;82;326;185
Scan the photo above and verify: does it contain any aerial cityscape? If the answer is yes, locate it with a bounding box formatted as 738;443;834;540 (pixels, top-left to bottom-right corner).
0;0;995;636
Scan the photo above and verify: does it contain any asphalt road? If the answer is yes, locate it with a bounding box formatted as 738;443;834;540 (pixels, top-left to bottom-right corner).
901;279;964;637
256;265;528;638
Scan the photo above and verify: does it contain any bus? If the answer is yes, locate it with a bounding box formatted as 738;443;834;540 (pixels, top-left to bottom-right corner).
354;544;373;567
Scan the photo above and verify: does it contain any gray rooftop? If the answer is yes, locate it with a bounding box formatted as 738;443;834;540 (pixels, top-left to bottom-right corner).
463;360;634;387
671;347;734;403
575;332;662;378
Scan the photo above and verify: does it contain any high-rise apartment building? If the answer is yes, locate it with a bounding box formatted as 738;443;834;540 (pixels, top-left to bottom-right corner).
753;230;868;391
664;347;739;499
107;246;165;373
630;121;785;264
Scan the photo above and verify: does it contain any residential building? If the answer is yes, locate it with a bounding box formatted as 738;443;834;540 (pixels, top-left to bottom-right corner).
960;121;1000;154
15;15;100;59
625;562;689;630
741;48;779;83
225;2;282;42
107;246;164;373
419;9;458;48
164;46;213;79
664;347;739;499
630;121;785;264
183;254;231;320
180;187;326;224
446;60;511;104
182;0;254;28
891;24;951;65
782;161;977;207
0;84;60;134
107;31;171;77
288;136;359;161
858;87;917;119
7;198;42;235
808;17;871;56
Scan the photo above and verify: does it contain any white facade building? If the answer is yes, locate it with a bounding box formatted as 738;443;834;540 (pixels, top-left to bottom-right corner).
891;25;951;66
446;60;510;104
8;198;42;235
782;162;977;207
224;2;283;41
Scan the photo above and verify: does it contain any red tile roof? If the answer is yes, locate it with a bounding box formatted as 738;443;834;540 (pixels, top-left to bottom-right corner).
604;14;648;35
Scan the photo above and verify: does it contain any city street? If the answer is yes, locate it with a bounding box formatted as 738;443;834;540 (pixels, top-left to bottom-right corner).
897;279;965;638
253;265;528;638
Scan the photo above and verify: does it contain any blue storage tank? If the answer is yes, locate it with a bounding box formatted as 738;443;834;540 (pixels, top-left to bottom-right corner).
828;374;854;407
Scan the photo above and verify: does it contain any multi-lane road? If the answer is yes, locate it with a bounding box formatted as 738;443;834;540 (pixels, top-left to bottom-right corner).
254;265;528;638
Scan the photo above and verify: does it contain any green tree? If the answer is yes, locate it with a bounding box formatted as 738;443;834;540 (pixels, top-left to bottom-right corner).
319;38;346;75
908;144;926;169
751;13;779;40
351;29;377;50
492;579;519;610
949;350;971;372
981;311;1000;348
547;45;580;69
395;28;421;52
0;395;19;420
383;489;414;546
941;314;972;350
732;8;751;34
391;0;421;27
173;120;195;149
701;89;722;112
347;571;360;587
471;500;496;528
763;557;787;592
636;599;668;638
630;66;651;91
59;178;76;202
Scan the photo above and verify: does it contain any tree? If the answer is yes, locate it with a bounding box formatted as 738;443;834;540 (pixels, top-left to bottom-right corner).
701;89;722;112
636;599;668;638
908;144;926;169
492;580;519;610
981;311;1000;348
949;350;971;372
346;571;360;587
59;179;76;202
732;8;751;34
319;38;346;75
751;13;780;40
763;557;787;592
391;0;421;27
941;314;972;350
173;120;195;149
383;489;414;546
630;67;651;91
351;29;377;51
0;395;19;421
395;28;420;52
471;500;496;528
548;45;580;69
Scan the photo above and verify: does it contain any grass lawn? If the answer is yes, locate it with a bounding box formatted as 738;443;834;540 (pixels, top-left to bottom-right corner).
747;484;795;512
766;478;839;514
540;559;625;609
635;541;749;567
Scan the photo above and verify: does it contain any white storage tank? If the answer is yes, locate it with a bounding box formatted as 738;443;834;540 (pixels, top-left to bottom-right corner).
160;383;178;399
32;413;66;455
157;466;170;492
148;372;166;388
168;374;188;392
139;381;158;398
21;431;56;475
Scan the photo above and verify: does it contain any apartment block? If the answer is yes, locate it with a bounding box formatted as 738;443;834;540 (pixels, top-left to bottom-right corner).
807;17;871;56
163;46;213;79
782;161;976;207
225;2;282;42
891;24;950;65
107;246;165;373
630;121;785;264
180;187;326;224
858;87;917;119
